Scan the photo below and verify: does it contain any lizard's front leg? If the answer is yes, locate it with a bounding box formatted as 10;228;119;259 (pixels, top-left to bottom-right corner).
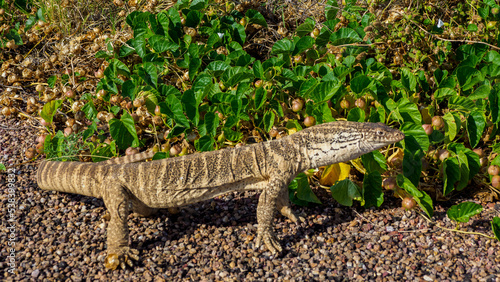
255;177;288;254
102;183;139;270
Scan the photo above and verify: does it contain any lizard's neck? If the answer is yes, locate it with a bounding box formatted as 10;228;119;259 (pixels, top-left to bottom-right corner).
291;128;366;170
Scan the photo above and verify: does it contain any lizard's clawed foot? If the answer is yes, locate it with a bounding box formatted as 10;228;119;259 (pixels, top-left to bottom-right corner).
104;247;139;270
280;207;305;223
255;228;282;254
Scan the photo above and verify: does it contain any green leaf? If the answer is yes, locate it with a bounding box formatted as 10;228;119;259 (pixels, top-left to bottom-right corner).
299;78;319;97
293;36;315;55
263;111;275;132
400;122;429;152
347;107;365;122
443;157;460;195
396;98;422;124
492;217;500;241
434;88;457;101
467;24;478;32
189;57;202;80
296;17;315;37
0;163;5;171
330;179;362;206
253;60;264;79
220;127;240;141
138;62;158;88
403;149;423;187
119;40;136;57
221;66;254;88
448;96;475;111
490;85;500;124
289;173;322;205
484;51;500;64
456;151;470;191
351;75;372;94
254;87;266;110
82;122;97;141
456;66;483;91
447;202;483;223
181;90;200;126
190;0;207;10
400;68;417;92
47;76;57;88
231;22;247;45
469;84;491;100
246;9;268;27
363;171;384;208
396;174;433;218
40;100;63;124
91;142;117;162
361;151;387;173
271;38;294;54
108;112;139;150
130;36;147;58
206;61;230;77
442;112;459;142
106;58;131;78
149;35;179;53
296;175;322;204
203;111;219;137
309;80;342;102
325;0;340;20
195;135;214;152
152;152;168;160
82;100;98;120
185;10;202;27
161;95;190;128
329;28;362;46
466;110;486;148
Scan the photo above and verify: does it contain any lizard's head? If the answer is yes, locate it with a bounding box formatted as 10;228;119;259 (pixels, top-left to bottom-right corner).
297;121;404;169
357;122;405;150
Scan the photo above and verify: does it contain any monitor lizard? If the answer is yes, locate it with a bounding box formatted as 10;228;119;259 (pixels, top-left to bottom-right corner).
37;121;405;270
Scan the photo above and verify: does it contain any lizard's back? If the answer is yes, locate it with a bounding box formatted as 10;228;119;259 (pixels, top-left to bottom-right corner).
116;141;273;208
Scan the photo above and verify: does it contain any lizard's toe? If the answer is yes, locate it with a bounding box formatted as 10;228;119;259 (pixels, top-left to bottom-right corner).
255;229;282;254
104;247;139;270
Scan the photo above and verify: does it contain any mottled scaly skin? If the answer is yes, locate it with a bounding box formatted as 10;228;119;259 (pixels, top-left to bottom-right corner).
37;121;405;270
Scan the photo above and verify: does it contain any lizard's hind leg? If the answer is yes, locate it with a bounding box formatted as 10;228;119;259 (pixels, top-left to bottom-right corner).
277;185;305;223
102;183;140;270
131;197;158;217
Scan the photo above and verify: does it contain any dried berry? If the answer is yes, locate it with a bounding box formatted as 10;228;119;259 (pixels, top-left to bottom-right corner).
304;116;316;127
492;175;500;188
432;116;444;130
488;165;500;176
383;177;396;190
422;124;433;135
25;147;37;159
402;197;416;210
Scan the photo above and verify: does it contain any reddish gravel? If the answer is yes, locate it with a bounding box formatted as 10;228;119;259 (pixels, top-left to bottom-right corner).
1;115;500;281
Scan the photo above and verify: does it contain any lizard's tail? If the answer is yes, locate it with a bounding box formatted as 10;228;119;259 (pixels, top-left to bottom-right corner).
37;161;106;198
100;150;154;164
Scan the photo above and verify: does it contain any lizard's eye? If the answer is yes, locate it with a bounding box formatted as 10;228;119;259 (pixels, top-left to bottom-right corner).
376;130;385;136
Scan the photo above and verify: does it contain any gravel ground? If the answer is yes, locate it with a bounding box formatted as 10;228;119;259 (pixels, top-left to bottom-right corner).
1;115;500;281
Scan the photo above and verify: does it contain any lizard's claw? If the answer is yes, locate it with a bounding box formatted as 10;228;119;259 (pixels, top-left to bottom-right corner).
104;247;139;270
255;228;282;254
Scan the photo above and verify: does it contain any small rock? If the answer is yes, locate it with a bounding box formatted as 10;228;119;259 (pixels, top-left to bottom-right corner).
423;275;433;281
31;269;40;278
